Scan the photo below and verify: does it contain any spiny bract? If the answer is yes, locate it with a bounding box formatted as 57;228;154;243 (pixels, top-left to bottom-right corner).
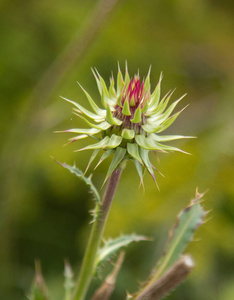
60;64;191;184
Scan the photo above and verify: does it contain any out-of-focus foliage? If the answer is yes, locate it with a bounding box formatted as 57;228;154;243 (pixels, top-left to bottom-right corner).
0;0;234;299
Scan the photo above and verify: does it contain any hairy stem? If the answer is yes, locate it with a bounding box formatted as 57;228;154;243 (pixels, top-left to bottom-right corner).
72;168;123;300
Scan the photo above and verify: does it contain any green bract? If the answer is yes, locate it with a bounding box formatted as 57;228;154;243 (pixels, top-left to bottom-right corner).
60;65;191;183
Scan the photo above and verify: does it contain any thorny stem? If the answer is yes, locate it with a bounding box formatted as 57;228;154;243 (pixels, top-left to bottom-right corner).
72;168;123;300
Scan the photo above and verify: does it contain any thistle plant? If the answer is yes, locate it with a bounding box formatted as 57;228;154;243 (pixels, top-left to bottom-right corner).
60;64;190;184
30;65;206;300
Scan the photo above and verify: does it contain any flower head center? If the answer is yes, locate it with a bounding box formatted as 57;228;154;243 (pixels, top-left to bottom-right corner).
121;76;149;108
112;76;150;134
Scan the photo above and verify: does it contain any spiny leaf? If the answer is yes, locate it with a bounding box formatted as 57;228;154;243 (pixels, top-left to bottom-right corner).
124;62;130;87
144;66;151;92
57;128;100;135
106;106;122;125
147;73;162;111
156;106;188;133
105;147;126;182
151;134;194;142
127;143;142;163
150;191;207;283
131;106;142;123
92;68;110;99
136;135;189;154
109;75;116;99
75;113;111;130
91;68;102;96
79;136;111;151
61;96;104;121
85;149;100;174
108;134;123;148
148;94;185;124
117;63;125;96
147;90;174;117
135;135;167;152
122;100;131;116
94;234;150;270
134;160;144;188
77;82;105;116
55;160;101;203
94;149;115;170
139;148;155;180
121;129;135;140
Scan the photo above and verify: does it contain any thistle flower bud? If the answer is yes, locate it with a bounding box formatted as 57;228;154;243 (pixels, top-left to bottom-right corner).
60;64;191;183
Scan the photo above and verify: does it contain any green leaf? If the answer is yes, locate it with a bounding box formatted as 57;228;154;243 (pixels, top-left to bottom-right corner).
141;123;156;133
106;106;122;125
84;149;100;174
56;161;101;203
105;147;126;180
136;135;188;153
139;148;155;181
75;113;111;130
147;90;174;117
134;160;144;186
91;68;102;96
151;141;189;154
80;135;122;151
116;94;122;107
147;73;162;111
100;91;107;109
117;63;124;96
66;134;88;145
91;68;110;108
122;100;131;116
127;143;142;163
57;128;100;135
141;99;148;113
109;75;116;99
131;106;142;123
124;62;130;87
108;134;123;148
98;73;110;100
156;108;186;133
94;149;115;170
135;135;162;151
151;134;193;142
150;192;206;282
80;136;110;151
144;66;151;92
93;68;110;98
121;129;135;140
77;82;105;116
61;97;104;121
95;234;150;270
149;94;186;123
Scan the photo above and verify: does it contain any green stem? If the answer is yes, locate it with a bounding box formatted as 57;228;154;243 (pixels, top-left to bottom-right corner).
72;168;123;300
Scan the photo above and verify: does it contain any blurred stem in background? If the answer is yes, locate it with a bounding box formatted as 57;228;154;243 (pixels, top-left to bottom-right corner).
73;168;123;300
0;0;122;295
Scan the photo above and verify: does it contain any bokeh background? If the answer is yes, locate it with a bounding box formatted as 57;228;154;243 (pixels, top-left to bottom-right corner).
1;0;234;299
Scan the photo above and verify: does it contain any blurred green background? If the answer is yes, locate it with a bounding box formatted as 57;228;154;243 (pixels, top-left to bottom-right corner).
1;0;234;299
